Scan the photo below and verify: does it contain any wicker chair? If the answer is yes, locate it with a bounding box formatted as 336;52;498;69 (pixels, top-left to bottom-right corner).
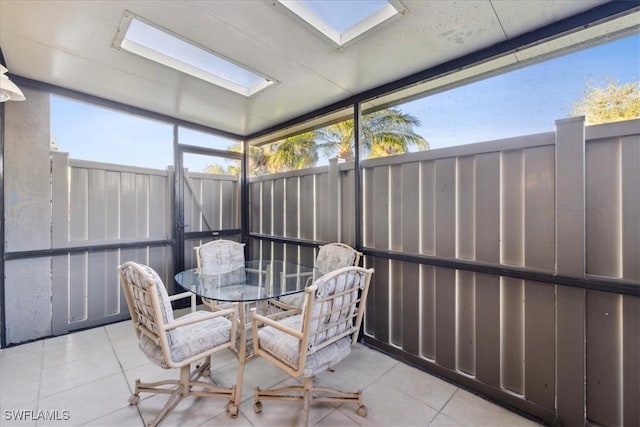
194;239;246;311
250;266;374;425
118;261;239;426
270;242;362;315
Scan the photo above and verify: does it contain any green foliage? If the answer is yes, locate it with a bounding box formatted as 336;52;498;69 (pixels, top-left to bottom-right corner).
571;78;640;124
244;108;428;175
211;108;428;176
317;108;428;161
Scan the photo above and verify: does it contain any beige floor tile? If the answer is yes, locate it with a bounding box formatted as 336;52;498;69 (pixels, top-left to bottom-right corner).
311;343;400;394
39;350;122;398
198;410;254;427
375;362;457;411
0;374;41;410
1;342;44;409
80;404;144;427
1;409;39;427
428;411;463;426
123;362;179;399
112;340;154;372
316;409;360;426
37;373;131;426
438;389;539;427
339;343;399;377
43;327;110;351
210;356;291;404
104;320;136;345
1;358;42;409
135;391;231;427
2;325;543;427
340;378;439;427
240;378;336;427
41;341;114;371
0;340;44;367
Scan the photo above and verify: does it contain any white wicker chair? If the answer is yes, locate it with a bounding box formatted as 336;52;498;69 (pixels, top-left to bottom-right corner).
194;239;246;311
118;261;239;426
270;242;362;315
250;266;374;425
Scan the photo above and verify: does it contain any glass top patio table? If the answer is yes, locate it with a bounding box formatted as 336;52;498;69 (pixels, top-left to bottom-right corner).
174;260;317;303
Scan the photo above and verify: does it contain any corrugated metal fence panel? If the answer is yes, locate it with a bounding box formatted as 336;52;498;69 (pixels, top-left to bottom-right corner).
586;291;623;426
585;290;639;427
456;156;476;376
273;178;285;236
523;146;555;271
622;295;640;427
247;120;639;425
185;172;240;232
420;160;436;255
586;139;621;277
285;176;299;238
586;134;640;281
299;174;315;240
621;136;640;282
500;149;525;395
420;265;436;360
51;160;174;333
340;167;356;245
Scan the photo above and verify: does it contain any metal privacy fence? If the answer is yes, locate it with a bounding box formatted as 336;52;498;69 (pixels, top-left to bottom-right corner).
3;116;638;425
50;157;175;334
248;117;639;426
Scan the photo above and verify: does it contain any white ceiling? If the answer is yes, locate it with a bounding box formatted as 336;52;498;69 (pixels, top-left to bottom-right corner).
0;0;632;138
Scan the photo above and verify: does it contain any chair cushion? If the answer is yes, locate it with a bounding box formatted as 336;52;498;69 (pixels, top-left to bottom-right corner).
302;271;358;349
124;264;175;331
279;245;357;310
139;311;232;367
257;315;352;377
315;245;357;276
277;293;305;308
199;241;245;274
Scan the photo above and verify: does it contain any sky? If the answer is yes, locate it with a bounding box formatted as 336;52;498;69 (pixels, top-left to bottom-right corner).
403;33;640;149
50;32;640;171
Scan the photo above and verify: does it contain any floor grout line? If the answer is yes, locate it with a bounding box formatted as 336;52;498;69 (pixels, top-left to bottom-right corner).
426;386;459;426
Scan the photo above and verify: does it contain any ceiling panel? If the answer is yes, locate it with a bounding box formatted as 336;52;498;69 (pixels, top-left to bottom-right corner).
0;0;630;137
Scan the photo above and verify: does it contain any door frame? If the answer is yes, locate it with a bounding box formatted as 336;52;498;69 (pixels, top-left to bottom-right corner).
174;143;246;273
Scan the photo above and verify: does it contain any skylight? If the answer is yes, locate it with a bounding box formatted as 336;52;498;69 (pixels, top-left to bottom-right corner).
278;0;405;47
113;11;275;97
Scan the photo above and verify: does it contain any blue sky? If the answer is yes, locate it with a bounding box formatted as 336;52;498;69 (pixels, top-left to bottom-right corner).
51;33;639;170
404;33;640;149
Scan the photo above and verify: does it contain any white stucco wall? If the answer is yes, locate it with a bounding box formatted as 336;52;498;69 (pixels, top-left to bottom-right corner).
4;88;53;344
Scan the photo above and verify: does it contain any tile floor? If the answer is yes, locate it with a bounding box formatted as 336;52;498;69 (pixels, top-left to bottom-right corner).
1;316;540;427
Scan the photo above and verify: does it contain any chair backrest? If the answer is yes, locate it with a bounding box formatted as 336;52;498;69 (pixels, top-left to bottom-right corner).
300;266;373;355
118;261;174;344
195;240;245;274
315;243;362;276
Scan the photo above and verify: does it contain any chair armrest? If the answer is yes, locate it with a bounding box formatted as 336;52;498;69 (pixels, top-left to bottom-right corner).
163;306;237;331
168;291;193;301
168;291;197;313
282;270;313;279
250;308;303;339
267;298;299;311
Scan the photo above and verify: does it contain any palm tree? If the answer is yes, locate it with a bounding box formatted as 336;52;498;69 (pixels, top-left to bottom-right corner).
231;108;428;175
318;108;428;161
227;142;276;176
269;131;319;172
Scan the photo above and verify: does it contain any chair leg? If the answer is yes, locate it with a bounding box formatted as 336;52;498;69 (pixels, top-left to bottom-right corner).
253;376;366;422
130;363;237;426
302;377;313;426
